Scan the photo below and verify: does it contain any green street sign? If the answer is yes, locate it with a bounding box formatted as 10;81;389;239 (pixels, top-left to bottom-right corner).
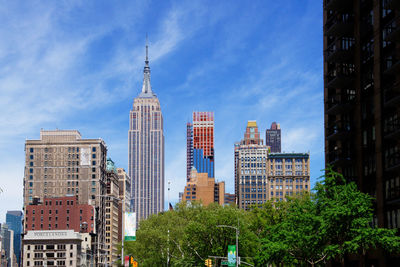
227;245;236;267
221;261;229;265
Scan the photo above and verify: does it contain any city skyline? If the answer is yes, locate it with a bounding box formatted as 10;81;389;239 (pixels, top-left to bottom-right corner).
0;0;323;222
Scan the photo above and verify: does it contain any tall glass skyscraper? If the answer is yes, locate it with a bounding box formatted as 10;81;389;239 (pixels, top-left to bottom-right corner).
186;112;215;180
129;43;164;222
6;210;22;266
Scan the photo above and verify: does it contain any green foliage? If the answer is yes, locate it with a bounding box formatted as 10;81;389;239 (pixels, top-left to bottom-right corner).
124;169;400;267
125;202;258;267
254;168;400;266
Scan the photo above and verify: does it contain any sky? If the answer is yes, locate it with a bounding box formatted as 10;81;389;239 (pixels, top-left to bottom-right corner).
0;0;324;222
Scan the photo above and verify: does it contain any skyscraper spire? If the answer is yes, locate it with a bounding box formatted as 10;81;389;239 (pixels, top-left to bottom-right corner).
145;34;149;64
140;36;154;97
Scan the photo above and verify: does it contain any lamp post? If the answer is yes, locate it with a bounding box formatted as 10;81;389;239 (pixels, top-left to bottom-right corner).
216;224;239;267
167;180;171;266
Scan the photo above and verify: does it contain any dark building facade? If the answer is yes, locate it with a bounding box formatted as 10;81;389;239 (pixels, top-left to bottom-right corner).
6;210;23;266
324;0;400;265
265;122;281;153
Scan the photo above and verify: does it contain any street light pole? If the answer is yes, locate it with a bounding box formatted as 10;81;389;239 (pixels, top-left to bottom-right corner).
216;224;239;267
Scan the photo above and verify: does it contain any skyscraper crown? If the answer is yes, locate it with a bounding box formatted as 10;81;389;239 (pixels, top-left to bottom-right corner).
138;38;156;98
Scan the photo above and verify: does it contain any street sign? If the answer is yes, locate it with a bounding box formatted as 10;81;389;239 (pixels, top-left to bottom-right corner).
221;261;229;265
227;245;236;267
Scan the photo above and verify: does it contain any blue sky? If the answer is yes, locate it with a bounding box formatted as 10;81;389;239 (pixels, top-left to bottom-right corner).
0;0;323;221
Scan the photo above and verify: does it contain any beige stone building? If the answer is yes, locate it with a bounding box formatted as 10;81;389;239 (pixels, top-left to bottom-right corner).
116;168;131;243
23;130;108;266
22;230;83;267
235;121;311;210
182;168;225;206
105;159;120;265
235;121;269;210
267;153;310;201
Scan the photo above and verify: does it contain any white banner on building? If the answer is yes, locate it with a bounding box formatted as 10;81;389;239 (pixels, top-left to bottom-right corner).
80;148;90;166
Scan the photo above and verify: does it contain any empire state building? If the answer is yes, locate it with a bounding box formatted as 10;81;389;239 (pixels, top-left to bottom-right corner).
129;43;164;222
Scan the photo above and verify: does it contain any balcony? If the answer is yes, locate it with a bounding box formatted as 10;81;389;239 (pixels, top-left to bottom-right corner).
325;42;354;63
325;14;354;37
327;120;352;141
326;94;355;115
384;83;400;107
326;68;355;88
327;149;352;166
325;0;353;12
383;58;400;76
383;17;400;42
384;119;400;140
385;153;400;173
386;186;400;205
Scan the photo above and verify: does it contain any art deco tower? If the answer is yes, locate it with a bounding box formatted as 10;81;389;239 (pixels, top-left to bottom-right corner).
129;43;164;222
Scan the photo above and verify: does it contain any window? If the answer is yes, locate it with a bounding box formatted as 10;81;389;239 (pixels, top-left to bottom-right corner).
92;161;96;166
92;147;96;152
30;148;34;153
92;154;96;159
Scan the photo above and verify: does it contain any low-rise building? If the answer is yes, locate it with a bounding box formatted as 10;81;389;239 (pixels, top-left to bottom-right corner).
22;230;83;267
224;193;235;206
182;168;225;206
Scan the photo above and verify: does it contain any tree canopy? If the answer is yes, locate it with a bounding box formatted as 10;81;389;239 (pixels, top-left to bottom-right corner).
124;169;400;266
125;202;258;267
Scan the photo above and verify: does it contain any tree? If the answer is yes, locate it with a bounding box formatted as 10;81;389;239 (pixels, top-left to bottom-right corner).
125;202;258;267
254;169;400;266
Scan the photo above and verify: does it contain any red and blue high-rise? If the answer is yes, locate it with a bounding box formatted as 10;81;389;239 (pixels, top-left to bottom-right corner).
186;112;214;181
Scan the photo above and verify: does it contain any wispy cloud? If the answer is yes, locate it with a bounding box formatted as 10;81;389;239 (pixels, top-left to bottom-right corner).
0;0;324;221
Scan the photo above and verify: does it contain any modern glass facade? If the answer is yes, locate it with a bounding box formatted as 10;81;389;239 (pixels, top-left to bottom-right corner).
187;111;215;179
6;210;23;266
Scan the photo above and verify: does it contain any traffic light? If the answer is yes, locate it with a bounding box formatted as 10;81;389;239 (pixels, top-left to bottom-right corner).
204;258;212;267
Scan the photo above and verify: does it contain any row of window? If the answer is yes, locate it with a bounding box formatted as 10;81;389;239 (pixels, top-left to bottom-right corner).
271;185;307;190
27;244;71;250
26;260;72;266
271;178;308;183
242;194;267;199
